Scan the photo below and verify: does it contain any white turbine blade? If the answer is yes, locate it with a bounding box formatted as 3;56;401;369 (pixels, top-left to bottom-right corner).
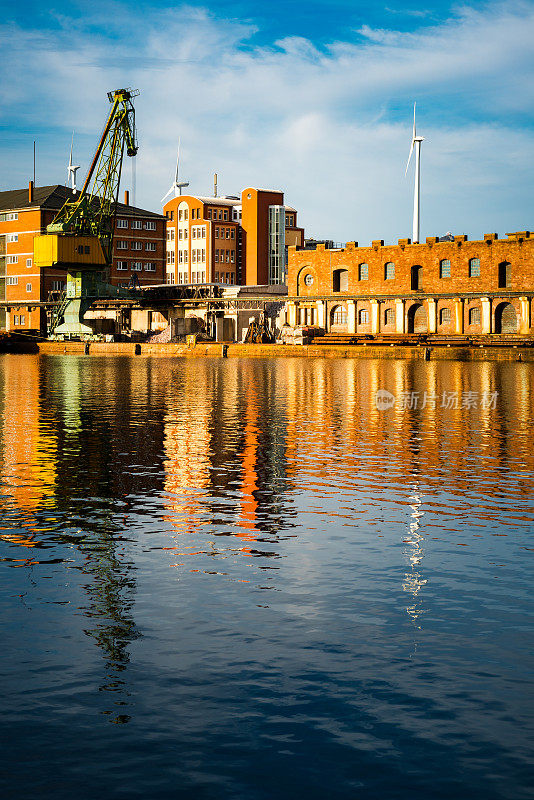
405;140;414;176
413;102;416;140
175;138;181;182
161;186;174;204
69;131;74;169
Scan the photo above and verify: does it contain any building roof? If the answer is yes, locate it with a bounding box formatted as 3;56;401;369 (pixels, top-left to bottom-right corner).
0;184;164;219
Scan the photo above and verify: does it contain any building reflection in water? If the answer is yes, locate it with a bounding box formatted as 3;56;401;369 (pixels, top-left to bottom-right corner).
1;353;534;714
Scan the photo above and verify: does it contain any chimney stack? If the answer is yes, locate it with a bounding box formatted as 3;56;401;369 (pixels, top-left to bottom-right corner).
29;180;34;203
124;190;129;206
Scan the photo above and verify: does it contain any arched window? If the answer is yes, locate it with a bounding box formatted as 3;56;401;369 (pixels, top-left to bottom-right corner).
384;307;395;326
469;307;481;325
469;258;480;278
385;262;395;280
359;263;368;281
332;306;347;325
440;307;451;324
358;309;369;324
440;259;451;278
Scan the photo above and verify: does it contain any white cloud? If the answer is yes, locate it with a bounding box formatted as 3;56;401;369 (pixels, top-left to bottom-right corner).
0;2;533;242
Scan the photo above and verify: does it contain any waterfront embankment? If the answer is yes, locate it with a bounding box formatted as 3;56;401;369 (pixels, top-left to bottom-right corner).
31;341;534;361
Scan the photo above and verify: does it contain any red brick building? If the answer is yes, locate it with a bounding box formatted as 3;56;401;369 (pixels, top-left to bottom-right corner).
163;187;304;287
0;183;165;333
286;232;534;335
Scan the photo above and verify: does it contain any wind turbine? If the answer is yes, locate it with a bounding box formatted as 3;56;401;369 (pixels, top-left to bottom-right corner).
161;140;189;204
67;131;80;194
405;103;424;244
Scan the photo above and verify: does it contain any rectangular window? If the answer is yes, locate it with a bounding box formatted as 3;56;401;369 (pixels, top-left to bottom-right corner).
117;240;128;249
359;309;369;324
201;249;205;262
192;228;197;239
359;263;368;280
384;308;395;325
51;280;64;291
385;262;395;280
26;258;32;267
132;262;143;271
7;276;18;285
144;221;156;230
231;228;235;239
7;233;18;242
215;249;219;263
230;251;235;263
226;250;230;263
202;226;206;238
440;259;451;278
13;315;19;325
117;219;128;228
131;220;142;230
167;228;175;241
207;210;212;219
145;263;156;271
117;261;128;270
184;210;188;220
184;251;188;263
223;210;228;220
145;242;156;251
131;242;142;250
7;256;18;264
26;283;32;293
469;258;480;278
178;229;183;240
6;213;18;221
215;227;219;238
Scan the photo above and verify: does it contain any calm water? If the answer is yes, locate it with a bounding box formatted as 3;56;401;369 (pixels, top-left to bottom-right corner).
1;354;533;799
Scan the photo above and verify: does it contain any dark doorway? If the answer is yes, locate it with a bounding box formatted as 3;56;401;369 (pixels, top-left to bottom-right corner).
407;303;427;333
333;269;349;292
411;265;422;291
498;262;511;289
494;302;517;333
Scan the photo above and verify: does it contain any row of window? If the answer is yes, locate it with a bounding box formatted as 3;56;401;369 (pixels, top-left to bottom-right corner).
192;226;206;239
331;306;482;326
116;219;157;230
356;258;484;281
117;241;157;251
215;227;235;240
191;249;206;264
0;213;18;221
7;277;33;291
117;262;156;271
215;249;235;264
215;272;236;284
206;208;230;221
12;314;26;325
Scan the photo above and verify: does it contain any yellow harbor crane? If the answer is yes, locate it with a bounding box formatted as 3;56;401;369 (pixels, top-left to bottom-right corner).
33;88;139;336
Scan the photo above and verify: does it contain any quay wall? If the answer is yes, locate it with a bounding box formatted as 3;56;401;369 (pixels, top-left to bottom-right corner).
34;341;534;362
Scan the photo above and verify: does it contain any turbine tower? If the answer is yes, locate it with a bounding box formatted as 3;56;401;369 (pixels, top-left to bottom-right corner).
67;131;80;194
405;103;424;244
161;139;189;204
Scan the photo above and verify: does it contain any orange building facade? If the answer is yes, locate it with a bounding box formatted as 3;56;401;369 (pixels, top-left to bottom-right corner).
286;232;534;335
0;184;166;334
163;187;303;287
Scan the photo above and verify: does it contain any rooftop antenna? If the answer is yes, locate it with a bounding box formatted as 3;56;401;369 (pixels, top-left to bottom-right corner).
213;172;218;198
405;102;425;244
161;139;189;204
67;131;80;194
33;140;36;186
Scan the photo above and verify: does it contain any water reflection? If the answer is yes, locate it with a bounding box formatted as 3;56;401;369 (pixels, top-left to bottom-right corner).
0;353;533;729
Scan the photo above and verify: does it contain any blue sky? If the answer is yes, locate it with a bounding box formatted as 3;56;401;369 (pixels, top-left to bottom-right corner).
0;0;533;241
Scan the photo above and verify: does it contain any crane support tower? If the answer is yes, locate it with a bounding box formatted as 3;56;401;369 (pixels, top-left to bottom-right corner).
33;88;139;336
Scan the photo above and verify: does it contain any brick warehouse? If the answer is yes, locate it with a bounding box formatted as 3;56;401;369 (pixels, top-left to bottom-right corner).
285;232;534;335
0;183;166;334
